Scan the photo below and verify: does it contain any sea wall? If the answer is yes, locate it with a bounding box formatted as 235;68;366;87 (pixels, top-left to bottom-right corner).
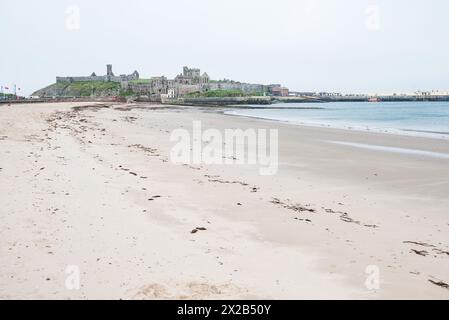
208;82;268;94
165;96;272;106
320;95;449;102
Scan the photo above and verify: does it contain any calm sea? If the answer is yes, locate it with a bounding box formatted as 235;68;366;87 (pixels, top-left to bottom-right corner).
225;101;449;139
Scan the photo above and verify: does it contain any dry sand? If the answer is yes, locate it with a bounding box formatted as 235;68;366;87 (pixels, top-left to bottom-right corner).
0;102;448;299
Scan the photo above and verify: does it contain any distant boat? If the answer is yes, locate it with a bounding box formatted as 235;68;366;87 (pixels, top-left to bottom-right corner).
368;97;380;102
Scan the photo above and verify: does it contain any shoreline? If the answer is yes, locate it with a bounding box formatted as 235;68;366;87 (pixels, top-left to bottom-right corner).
223;108;449;141
1;102;449;299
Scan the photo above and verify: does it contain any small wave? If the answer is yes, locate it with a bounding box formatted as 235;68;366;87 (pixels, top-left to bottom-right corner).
400;128;449;135
326;141;449;160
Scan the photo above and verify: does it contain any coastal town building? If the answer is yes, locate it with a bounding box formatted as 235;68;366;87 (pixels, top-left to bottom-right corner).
270;85;289;97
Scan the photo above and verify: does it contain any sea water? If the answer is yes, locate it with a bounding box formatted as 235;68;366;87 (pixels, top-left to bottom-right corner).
225;101;449;139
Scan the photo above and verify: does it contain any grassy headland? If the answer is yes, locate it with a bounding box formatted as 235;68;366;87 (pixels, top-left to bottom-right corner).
33;81;121;97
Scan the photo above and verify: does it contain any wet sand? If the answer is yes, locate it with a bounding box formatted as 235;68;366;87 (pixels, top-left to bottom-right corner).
0;102;448;299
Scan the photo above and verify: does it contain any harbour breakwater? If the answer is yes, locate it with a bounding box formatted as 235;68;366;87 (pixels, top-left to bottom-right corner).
319;95;449;102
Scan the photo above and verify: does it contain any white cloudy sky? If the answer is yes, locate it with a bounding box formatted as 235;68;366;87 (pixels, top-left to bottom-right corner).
1;0;449;95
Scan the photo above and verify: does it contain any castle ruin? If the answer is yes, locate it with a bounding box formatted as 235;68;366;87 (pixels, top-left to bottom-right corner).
56;65;139;84
54;64;288;99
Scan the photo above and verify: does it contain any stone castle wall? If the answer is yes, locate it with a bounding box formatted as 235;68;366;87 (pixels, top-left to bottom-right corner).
56;74;139;84
57;76;107;83
123;81;267;97
56;65;139;84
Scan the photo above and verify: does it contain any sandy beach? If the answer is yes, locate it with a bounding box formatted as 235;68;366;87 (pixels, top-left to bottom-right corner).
0;101;448;300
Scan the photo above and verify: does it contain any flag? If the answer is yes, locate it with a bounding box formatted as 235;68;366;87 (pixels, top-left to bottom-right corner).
5;87;9;90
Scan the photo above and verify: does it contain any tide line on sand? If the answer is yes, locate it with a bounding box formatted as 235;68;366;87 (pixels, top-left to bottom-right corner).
326;140;449;160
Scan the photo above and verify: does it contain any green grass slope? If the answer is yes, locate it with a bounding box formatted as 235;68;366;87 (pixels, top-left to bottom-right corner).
33;81;121;97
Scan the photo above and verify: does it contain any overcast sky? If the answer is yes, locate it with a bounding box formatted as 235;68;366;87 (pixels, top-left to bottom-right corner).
1;0;449;95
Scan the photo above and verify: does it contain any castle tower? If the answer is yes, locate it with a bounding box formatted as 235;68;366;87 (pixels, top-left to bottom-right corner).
107;64;114;76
